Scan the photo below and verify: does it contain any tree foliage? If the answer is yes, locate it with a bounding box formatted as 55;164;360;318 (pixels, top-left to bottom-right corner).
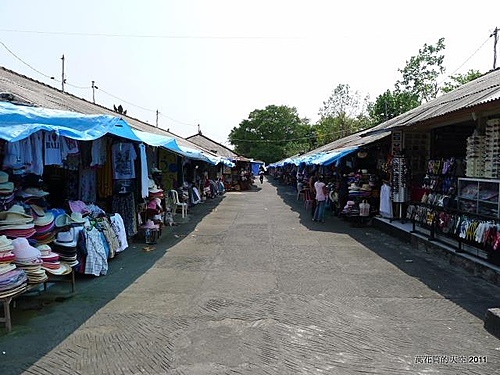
315;84;371;144
441;69;483;93
368;89;420;124
396;37;446;103
228;105;313;164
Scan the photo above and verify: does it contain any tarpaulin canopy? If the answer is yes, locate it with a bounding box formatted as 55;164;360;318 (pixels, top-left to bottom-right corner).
131;129;233;166
0;102;234;166
269;148;357;168
0;101;139;142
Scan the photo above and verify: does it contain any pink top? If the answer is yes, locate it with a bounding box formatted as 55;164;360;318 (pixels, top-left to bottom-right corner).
314;181;327;201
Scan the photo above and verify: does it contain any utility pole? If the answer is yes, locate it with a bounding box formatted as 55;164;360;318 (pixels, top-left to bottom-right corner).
61;54;66;92
198;124;201;134
492;27;498;70
156;110;159;127
91;81;98;103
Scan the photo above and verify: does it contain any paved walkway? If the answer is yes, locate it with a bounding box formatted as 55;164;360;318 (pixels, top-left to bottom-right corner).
2;177;500;374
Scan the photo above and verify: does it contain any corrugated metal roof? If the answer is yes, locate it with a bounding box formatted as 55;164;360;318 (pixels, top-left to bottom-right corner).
186;133;243;159
366;68;500;133
301;128;390;157
0;66;219;157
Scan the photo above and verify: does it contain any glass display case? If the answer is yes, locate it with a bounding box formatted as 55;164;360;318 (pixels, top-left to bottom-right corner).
457;177;500;218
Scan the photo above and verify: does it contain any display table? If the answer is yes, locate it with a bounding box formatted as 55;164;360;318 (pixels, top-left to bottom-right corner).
1;269;75;332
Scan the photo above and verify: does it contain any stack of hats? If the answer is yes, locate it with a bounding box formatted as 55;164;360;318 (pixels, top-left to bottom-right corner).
37;244;71;276
12;237;47;284
148;178;164;198
0;267;27;299
52;229;79;267
32;210;56;245
0;171;16;211
0;204;36;238
0;235;16;276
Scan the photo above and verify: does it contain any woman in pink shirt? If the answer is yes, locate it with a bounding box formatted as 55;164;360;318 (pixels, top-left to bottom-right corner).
313;176;328;222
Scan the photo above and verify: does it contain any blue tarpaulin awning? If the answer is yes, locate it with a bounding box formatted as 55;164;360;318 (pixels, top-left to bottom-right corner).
0;102;234;166
0;101;139;142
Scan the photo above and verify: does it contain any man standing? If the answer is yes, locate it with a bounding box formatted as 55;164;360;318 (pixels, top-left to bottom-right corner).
313;175;327;222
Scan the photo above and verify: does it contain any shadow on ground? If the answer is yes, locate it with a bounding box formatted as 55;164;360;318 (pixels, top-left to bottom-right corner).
271;178;500;322
0;195;226;374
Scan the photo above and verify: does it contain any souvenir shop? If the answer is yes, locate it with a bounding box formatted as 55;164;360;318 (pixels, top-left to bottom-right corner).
389;117;500;265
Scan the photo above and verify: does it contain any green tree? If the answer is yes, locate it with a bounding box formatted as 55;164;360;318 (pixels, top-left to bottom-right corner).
228;105;312;164
396;37;446;103
315;84;371;145
368;89;420;124
441;69;483;93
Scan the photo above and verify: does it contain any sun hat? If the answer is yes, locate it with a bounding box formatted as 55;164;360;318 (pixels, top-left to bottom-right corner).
70;212;86;224
12;237;41;261
360;184;372;191
54;213;72;228
141;219;159;230
53;230;77;247
0;263;16;275
34;211;55;227
0;235;13;250
0;204;33;224
0;182;14;194
22;187;49;197
149;184;163;194
68;200;91;215
0;228;37;238
30;204;46;217
43;262;71;275
0;171;9;184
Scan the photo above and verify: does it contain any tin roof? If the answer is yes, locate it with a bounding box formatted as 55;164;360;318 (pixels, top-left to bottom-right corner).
366;67;500;134
185;133;250;161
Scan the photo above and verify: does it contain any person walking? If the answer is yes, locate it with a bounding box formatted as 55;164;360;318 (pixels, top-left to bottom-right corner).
258;165;265;184
313;175;328;222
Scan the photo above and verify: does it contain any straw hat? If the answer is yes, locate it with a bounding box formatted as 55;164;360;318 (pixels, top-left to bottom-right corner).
0;171;9;184
53;230;77;247
34;211;55;227
70;212;86;224
0;204;32;224
0;182;14;194
54;213;72;228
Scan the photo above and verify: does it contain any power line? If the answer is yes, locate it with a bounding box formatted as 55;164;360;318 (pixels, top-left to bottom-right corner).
0;39;197;128
447;34;492;76
0;40;54;80
231;134;317;143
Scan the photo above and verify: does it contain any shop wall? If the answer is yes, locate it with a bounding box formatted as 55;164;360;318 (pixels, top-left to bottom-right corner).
158;149;180;191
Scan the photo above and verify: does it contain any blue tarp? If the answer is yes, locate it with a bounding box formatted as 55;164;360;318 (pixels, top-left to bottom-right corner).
0;101;139;142
269;147;357;168
0;102;235;166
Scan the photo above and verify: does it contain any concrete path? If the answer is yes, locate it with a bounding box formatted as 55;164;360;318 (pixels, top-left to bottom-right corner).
2;177;500;374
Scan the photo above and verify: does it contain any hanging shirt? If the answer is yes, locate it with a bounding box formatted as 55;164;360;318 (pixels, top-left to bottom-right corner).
29;132;44;176
61;137;80;160
139;143;149;198
44;132;63;166
90;138;107;167
112;142;137;179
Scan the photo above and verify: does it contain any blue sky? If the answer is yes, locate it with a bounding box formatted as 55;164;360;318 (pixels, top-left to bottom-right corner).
1;1;499;145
